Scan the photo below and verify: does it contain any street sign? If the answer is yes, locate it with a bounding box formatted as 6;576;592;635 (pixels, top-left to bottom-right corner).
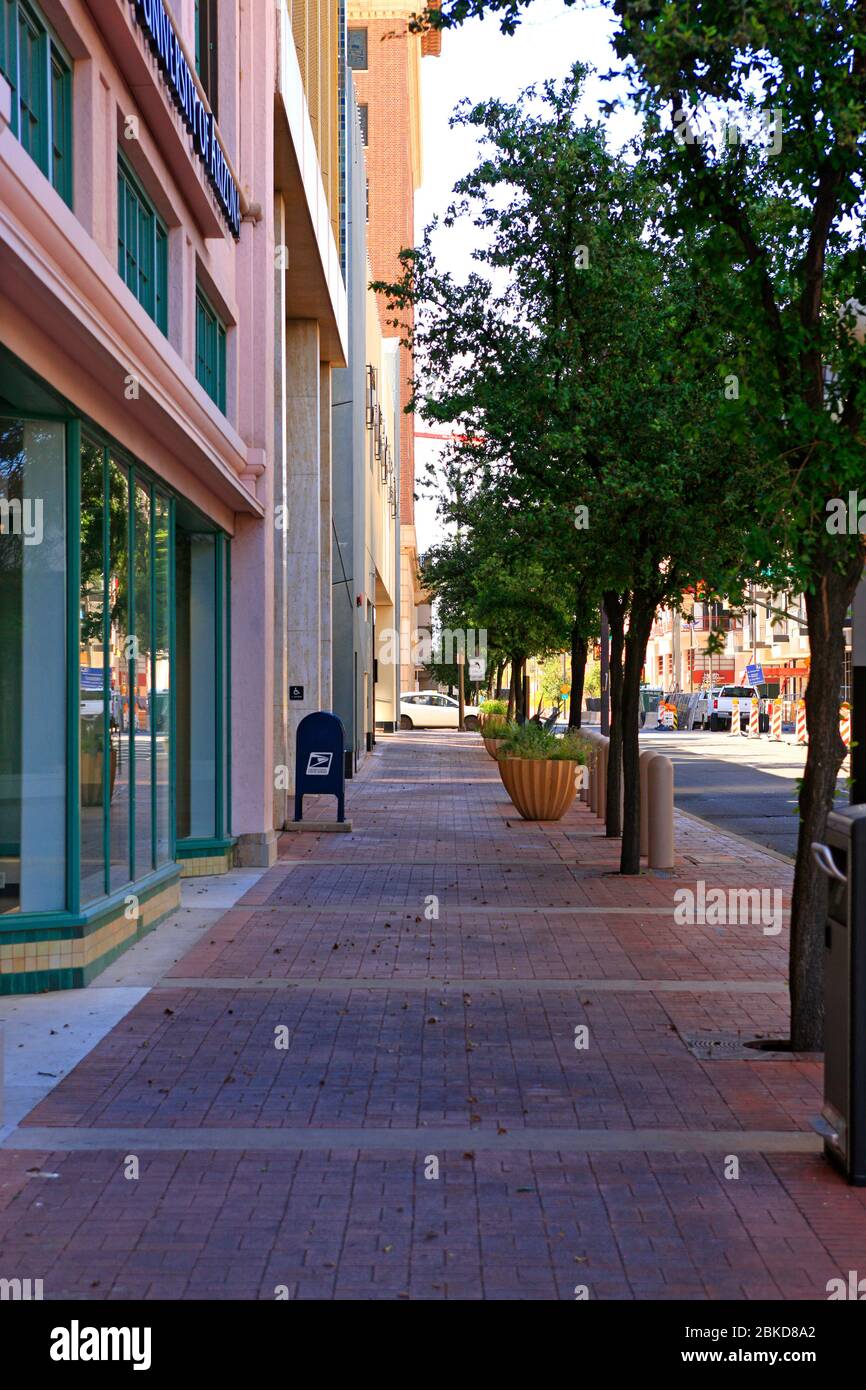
468;657;485;680
294;712;346;822
745;663;765;686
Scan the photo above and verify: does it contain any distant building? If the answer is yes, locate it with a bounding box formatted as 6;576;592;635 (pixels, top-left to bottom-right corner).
346;0;442;695
332;76;400;767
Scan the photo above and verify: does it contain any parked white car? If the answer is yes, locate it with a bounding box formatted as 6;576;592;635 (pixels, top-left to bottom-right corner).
399;692;481;730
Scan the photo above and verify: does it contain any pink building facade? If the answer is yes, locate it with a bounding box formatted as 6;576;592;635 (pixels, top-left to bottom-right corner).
0;0;347;990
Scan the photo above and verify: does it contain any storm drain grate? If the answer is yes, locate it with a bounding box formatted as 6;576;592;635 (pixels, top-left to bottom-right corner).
679;1032;792;1061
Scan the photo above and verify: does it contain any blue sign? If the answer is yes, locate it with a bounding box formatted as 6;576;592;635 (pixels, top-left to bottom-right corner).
294;712;347;823
745;663;765;686
130;0;241;238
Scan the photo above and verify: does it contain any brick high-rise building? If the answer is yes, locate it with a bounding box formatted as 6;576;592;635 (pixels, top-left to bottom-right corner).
346;2;441;693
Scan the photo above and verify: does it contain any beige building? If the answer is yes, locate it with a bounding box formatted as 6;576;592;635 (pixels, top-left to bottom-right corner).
645;591;812;697
347;1;442;695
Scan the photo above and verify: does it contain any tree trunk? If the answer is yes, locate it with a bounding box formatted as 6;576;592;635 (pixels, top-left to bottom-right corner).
506;658;516;722
512;654;526;723
569;621;587;729
790;564;860;1049
620;600;656;875
523;659;530;724
604;592;626;838
495;661;504;700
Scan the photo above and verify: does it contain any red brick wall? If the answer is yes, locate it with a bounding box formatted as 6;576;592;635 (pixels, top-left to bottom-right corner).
350;20;416;527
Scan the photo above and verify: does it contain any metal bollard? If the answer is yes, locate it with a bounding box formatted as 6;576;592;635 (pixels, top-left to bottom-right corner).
647;754;675;871
639;749;658;858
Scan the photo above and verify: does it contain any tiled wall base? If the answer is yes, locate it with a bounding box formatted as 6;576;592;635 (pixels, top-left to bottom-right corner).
178;850;234;877
0;877;180;994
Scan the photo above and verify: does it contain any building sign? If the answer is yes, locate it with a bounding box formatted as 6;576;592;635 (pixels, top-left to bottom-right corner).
130;0;241;239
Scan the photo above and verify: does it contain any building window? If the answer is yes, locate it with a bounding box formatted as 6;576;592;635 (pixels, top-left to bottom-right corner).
194;0;219;119
0;416;67;915
359;102;368;145
117;157;168;334
196;286;227;414
347;27;367;70
0;344;232;940
0;0;72;206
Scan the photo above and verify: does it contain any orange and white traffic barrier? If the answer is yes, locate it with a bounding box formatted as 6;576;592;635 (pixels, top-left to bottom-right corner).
749;697;760;738
659;700;676;730
840;702;852;749
770;699;782;741
730;698;740;735
795;700;807;745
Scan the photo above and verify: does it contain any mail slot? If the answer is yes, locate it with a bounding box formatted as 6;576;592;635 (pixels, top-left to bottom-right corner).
293;711;347;824
811;803;866;1184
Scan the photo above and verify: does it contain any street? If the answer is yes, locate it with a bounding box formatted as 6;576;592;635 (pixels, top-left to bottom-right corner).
638;729;848;861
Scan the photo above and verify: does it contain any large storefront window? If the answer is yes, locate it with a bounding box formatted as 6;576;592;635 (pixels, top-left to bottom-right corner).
175;527;229;844
1;349;231;927
79;442;175;906
0;417;66;914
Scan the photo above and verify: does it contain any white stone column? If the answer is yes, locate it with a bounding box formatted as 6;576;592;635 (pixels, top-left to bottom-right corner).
285;319;322;794
319;362;333;710
273;197;290;829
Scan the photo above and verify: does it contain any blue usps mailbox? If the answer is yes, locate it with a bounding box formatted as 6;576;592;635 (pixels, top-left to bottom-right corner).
294;712;346;823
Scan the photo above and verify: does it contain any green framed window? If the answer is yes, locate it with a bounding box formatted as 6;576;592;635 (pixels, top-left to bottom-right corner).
0;0;72;207
195;286;227;414
0;344;232;931
117;156;168;335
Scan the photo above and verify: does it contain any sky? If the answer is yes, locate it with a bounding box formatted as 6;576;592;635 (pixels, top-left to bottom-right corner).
413;0;625;554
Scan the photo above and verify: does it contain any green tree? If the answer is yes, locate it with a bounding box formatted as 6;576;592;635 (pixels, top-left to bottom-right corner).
422;0;866;1058
376;69;753;870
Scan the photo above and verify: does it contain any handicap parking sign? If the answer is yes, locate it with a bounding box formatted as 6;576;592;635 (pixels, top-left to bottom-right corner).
306;752;333;776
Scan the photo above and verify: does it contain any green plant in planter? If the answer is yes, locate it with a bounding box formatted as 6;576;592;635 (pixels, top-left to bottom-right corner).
482;714;512;739
497;723;589;762
480;698;508;718
80;716;105;757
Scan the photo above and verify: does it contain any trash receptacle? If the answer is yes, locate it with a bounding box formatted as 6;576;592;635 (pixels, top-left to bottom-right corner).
811;804;866;1184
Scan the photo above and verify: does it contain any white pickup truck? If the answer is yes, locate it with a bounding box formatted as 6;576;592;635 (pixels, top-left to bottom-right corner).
707;683;760;731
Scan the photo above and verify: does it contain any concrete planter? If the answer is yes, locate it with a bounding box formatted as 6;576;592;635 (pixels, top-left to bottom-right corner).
81;744;118;808
496;756;583;821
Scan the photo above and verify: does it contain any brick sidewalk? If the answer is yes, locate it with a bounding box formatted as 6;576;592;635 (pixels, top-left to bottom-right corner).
2;729;865;1300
